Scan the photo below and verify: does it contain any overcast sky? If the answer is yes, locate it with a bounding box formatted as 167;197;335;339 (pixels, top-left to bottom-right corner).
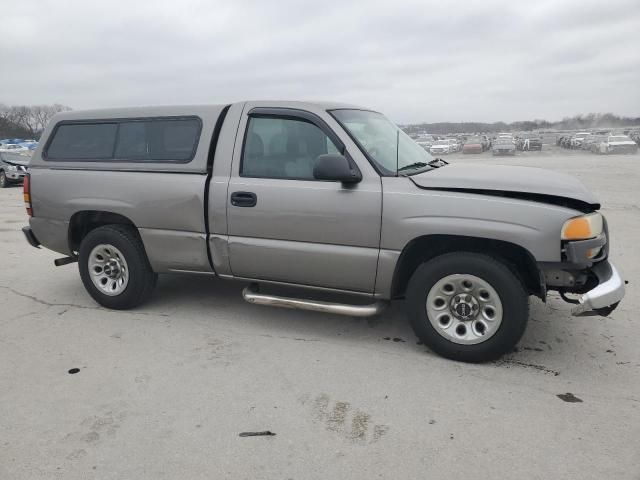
2;0;639;123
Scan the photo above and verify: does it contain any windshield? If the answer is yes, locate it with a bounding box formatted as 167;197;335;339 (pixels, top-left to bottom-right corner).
434;140;449;146
609;136;630;141
330;109;434;175
496;138;513;144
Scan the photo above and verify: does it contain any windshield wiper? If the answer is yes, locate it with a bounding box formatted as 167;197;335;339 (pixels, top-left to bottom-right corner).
428;158;449;167
398;158;449;176
398;161;429;172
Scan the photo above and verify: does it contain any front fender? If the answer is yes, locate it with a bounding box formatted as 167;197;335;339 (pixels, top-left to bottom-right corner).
381;178;581;262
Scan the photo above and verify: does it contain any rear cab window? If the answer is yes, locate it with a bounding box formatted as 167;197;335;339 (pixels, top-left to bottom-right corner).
44;117;202;163
46;123;117;159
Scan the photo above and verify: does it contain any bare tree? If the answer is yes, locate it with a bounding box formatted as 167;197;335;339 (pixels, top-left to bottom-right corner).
22;104;72;137
0;104;71;139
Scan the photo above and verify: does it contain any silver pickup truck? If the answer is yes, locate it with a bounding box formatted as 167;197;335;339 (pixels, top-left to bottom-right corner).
22;101;625;362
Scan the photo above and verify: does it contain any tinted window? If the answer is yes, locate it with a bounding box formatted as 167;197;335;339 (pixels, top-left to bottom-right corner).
115;119;200;161
242;116;339;180
47;123;117;159
46;117;201;162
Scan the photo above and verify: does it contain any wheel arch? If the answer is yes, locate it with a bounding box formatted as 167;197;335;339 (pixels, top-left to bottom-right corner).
68;210;137;253
390;234;545;300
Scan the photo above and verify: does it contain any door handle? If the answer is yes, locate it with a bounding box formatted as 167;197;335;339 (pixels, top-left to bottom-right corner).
230;191;257;207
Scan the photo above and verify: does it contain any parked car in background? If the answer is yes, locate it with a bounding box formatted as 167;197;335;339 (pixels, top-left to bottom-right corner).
0;151;30;188
463;136;484;154
559;135;571;148
596;135;639;155
570;132;591;149
588;135;608;153
430;140;452;155
446;138;460;152
492;137;516;155
0;144;29;153
20;142;39;151
517;135;542;151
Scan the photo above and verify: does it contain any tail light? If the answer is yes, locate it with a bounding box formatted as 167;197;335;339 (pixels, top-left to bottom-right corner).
23;174;33;217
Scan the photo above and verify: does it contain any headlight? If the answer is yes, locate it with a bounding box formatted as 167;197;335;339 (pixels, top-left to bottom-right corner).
7;164;18;171
561;212;603;240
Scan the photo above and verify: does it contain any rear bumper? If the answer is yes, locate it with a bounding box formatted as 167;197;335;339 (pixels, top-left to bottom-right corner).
571;261;625;317
22;226;41;249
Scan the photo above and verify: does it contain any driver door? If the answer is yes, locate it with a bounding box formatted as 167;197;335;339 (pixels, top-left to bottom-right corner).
226;106;382;293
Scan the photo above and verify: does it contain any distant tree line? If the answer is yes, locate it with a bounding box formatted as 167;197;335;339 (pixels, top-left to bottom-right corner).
0;103;72;139
402;113;640;135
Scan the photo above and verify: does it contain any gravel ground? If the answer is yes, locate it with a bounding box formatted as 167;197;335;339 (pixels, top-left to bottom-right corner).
1;146;638;479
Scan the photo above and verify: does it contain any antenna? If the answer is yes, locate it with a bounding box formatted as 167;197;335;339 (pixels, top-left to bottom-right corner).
396;128;400;176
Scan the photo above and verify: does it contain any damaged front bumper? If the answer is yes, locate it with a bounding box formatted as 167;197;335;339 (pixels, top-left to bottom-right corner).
571;261;625;317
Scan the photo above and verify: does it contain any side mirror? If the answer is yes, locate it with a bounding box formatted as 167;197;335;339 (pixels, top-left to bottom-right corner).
313;154;362;183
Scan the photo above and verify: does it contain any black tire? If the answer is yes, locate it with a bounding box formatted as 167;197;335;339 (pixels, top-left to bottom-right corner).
78;224;157;309
406;252;529;363
0;170;8;188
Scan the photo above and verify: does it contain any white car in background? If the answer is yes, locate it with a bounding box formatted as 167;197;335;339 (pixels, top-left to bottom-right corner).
429;140;452;155
0;144;29;153
570;132;591;149
445;138;460;152
596;135;638;154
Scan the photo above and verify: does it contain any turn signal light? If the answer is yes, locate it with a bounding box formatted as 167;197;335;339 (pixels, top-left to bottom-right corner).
561;213;603;240
562;217;590;239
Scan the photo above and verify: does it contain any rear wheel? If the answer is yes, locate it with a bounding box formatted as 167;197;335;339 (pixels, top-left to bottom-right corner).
78;225;157;309
406;252;529;362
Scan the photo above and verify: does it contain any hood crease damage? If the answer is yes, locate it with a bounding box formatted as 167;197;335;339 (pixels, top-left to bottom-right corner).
409;164;600;212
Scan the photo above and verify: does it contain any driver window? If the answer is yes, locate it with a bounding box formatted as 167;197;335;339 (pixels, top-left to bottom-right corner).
242;116;340;180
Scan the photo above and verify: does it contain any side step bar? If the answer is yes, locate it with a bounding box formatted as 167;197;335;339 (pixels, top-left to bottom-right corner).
242;284;387;317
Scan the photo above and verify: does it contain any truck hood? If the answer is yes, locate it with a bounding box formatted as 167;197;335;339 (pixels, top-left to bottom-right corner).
409;164;600;210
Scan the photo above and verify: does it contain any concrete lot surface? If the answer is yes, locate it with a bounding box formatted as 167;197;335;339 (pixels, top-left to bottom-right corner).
1;147;639;479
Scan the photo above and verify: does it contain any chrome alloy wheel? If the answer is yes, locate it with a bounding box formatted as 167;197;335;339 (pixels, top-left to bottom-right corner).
426;274;503;345
88;244;129;296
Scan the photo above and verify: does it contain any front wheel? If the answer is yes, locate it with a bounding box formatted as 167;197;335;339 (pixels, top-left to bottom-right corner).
0;171;8;188
406;252;529;362
78;225;157;309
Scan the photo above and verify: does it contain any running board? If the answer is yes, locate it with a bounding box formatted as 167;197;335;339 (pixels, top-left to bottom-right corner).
241;285;386;317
